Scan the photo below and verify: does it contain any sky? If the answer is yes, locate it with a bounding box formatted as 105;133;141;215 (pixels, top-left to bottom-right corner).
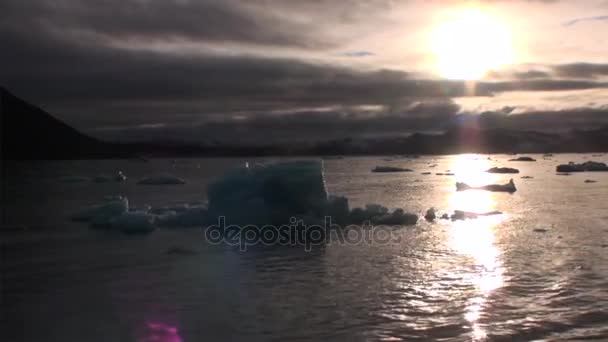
2;0;608;143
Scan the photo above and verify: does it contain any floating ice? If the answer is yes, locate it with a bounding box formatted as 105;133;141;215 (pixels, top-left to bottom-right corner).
556;161;608;172
206;160;418;227
486;167;519;174
138;174;186;185
372;209;417;225
456;179;516;193
372;166;413;173
509;156;536;162
450;210;502;221
71;197;129;226
207;160;328;225
348;204;417;226
157;206;208;227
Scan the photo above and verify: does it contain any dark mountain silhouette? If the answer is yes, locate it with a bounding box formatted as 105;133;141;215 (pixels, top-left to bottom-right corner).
1;87;123;159
1;87;607;159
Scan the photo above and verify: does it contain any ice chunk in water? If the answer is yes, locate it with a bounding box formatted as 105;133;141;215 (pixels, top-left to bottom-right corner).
71;197;129;226
348;204;417;225
207;160;328;225
137;174;186;185
157;206;209;227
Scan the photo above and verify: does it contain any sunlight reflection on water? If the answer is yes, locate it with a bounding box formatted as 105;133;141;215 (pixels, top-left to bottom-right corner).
448;154;505;341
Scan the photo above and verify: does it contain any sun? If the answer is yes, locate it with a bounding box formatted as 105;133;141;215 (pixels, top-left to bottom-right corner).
432;9;513;80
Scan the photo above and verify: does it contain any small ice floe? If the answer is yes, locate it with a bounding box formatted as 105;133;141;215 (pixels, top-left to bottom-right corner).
556;161;608;172
521;176;534;179
509;156;536;162
137;173;186;185
372;166;413;173
71;197;129;226
456;179;516;193
348;204;417;226
450;210;502;221
584;179;597;183
59;175;91;183
372;208;418;226
486;167;519;174
157;206;208;227
111;212;156;234
93;171;127;183
424;208;436;221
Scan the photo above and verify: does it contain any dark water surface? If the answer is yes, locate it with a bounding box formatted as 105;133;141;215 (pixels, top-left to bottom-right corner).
2;154;608;341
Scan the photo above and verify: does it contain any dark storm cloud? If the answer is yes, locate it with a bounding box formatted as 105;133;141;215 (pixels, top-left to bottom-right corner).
553;63;608;79
0;0;330;48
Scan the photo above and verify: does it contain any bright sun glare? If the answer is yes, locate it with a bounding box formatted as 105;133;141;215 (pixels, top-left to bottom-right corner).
432;9;513;80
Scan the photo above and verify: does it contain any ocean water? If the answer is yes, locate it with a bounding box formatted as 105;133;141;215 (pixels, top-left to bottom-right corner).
2;154;608;341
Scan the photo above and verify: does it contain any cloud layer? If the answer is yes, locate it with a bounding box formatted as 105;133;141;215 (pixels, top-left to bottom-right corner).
1;0;608;143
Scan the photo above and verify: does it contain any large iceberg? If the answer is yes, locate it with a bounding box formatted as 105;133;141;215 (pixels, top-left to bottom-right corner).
206;160;417;226
207;160;329;225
